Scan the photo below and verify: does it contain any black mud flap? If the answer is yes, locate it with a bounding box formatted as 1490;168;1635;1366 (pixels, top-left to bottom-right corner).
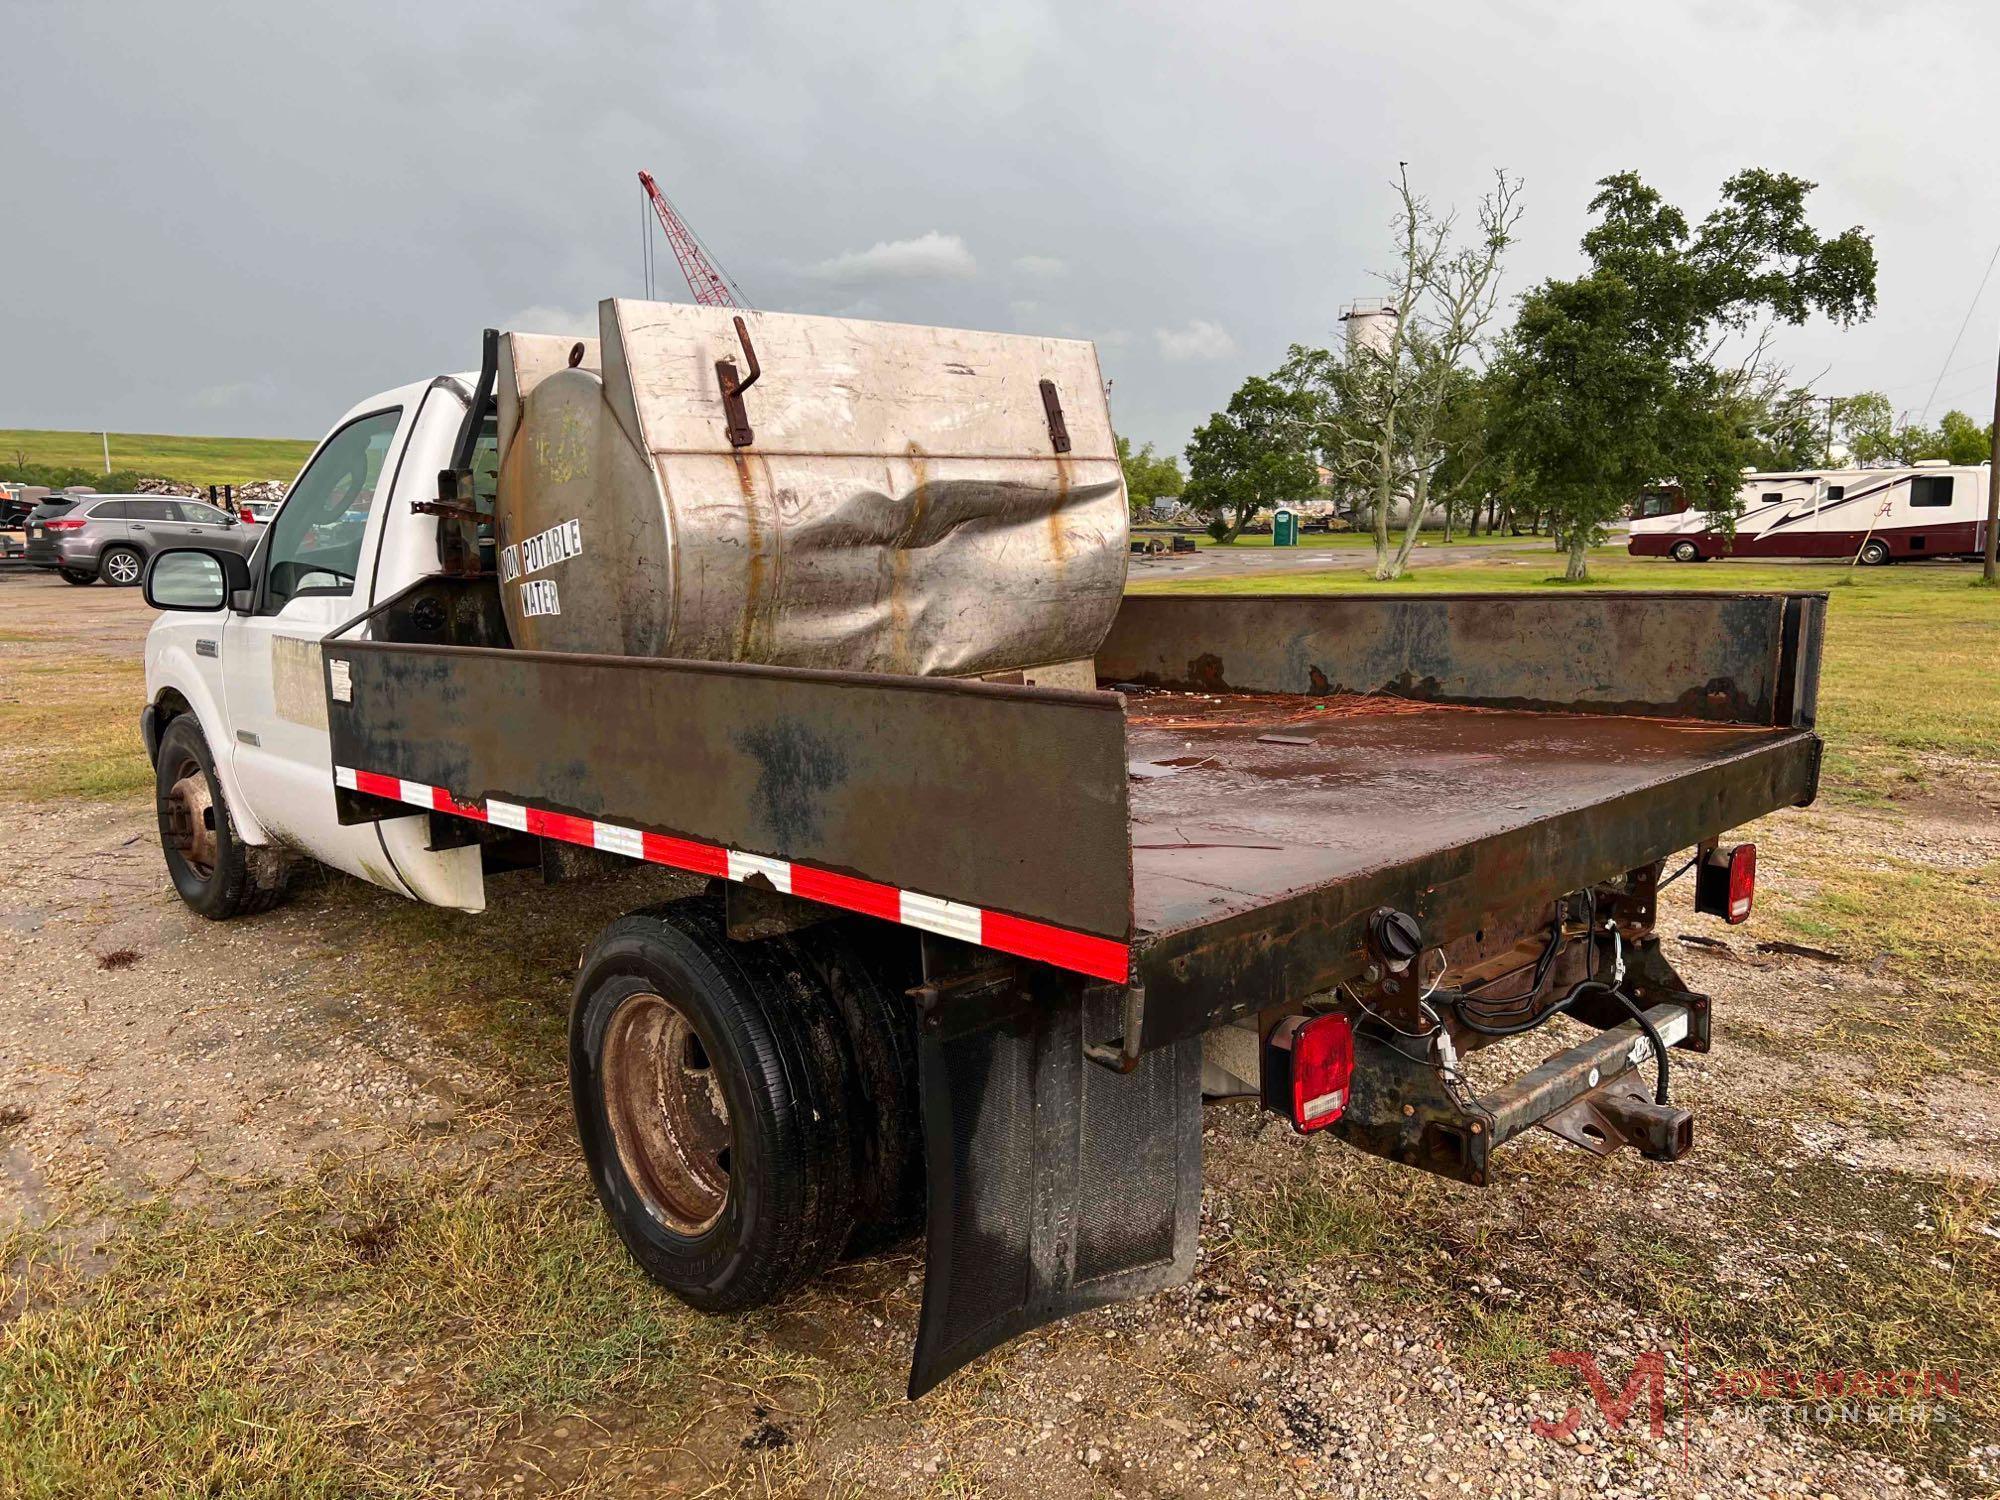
908;974;1202;1398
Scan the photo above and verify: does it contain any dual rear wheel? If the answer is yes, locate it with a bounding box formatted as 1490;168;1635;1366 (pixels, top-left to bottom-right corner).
570;900;922;1311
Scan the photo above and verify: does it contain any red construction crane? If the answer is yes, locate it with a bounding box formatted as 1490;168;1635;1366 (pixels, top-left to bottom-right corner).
637;170;748;308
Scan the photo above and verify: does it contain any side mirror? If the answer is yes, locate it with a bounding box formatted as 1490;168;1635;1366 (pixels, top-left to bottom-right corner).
144;547;252;613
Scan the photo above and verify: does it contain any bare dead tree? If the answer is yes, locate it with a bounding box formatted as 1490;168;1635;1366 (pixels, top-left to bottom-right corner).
1294;167;1523;580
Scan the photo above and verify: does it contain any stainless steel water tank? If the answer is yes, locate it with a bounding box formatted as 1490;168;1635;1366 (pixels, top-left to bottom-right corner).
494;300;1128;678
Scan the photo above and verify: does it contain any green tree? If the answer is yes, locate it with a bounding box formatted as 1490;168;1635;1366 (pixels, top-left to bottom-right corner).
1428;365;1505;539
1182;375;1318;543
1746;385;1825;470
1935;409;1992;466
1835;391;1899;464
1115;434;1185;516
1492;169;1876;580
1836;395;1992;466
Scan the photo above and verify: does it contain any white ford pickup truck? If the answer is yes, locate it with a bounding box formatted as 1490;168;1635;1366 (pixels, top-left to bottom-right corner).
138;308;1821;1397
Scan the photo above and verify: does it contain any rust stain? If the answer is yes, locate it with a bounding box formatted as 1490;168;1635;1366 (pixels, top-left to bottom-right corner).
885;444;934;673
1186;653;1229;692
1046;453;1073;561
735;449;765;660
1124;687;1464;731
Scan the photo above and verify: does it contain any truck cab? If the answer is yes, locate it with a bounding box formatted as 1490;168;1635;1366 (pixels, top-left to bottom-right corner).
142;376;488;911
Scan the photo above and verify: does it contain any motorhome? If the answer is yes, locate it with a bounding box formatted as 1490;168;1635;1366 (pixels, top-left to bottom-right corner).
1628;463;1992;564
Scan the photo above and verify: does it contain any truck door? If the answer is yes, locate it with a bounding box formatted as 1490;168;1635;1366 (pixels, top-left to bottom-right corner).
221;399;482;907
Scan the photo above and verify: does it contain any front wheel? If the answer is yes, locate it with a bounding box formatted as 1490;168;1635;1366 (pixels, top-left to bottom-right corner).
58;567;95;586
155;716;291;919
1857;538;1891;566
1669;540;1701;563
99;547;144;586
571;900;859;1312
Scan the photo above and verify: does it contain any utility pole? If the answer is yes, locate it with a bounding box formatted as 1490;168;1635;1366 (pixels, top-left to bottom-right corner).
1985;332;1998;584
101;431;111;476
1808;394;1841;467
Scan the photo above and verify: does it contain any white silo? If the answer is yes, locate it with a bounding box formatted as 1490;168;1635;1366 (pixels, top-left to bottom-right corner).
1340;299;1400;358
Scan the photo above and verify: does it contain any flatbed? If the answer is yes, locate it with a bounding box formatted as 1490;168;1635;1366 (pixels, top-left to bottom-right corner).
1124;689;1809;938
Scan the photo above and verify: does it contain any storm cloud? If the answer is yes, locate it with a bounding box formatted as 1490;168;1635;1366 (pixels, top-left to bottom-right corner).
4;0;1997;459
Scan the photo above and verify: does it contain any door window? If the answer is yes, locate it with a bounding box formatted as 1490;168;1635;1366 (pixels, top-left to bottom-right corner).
261;408;401;609
175;501;232;525
128;500;182;522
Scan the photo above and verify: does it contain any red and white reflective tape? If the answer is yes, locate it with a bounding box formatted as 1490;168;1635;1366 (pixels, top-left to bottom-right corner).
334;765;1131;983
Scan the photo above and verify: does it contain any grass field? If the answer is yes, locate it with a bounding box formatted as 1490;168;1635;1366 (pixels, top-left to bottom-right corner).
1134;526;1530;549
0;428;313;487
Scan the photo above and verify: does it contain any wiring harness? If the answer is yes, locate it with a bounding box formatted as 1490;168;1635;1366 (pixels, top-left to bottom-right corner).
1343;888;1673;1107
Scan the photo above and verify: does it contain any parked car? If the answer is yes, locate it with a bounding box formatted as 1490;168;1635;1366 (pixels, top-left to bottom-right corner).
25;495;258;586
24;496;80;523
3;487;54;527
241;499;282;525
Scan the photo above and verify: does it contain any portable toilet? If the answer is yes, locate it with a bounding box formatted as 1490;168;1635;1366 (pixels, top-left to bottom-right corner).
1273;507;1298;546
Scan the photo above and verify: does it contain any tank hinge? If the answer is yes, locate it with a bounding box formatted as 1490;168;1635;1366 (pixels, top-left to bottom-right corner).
417;468;486;576
716;315;762;448
1039;379;1072;454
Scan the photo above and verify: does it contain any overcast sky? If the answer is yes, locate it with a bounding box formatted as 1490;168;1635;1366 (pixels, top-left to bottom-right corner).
6;0;1999;459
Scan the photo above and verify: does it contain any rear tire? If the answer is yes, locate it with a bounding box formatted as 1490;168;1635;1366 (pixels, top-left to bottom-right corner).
1670;540;1701;563
58;568;95;586
99;547;143;586
788;921;925;1252
571;899;858;1311
155;716;291;919
1857;538;1891;566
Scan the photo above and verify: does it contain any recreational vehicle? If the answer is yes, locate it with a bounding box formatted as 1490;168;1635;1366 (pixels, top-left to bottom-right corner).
1628;463;1992;564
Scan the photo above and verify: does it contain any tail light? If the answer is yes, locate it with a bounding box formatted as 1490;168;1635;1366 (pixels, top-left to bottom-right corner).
44;517;87;532
240;507;255;523
1695;842;1756;924
1262;1012;1355;1132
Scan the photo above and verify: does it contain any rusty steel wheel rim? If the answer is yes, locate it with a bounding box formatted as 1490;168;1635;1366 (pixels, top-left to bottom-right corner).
164;756;218;879
601;991;733;1235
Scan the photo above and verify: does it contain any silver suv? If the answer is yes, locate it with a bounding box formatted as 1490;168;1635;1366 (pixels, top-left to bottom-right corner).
25;495;261;586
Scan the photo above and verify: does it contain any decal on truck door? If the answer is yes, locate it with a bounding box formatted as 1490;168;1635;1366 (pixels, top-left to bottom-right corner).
272;635;330;730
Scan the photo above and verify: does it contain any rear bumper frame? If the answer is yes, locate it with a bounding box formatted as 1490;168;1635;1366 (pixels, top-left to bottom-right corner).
1332;935;1709;1186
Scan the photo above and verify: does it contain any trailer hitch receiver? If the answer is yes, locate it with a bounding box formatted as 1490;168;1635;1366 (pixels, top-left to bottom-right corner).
1542;1074;1695;1162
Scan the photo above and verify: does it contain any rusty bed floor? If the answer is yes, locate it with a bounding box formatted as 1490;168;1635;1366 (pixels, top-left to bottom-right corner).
1120;691;1807;939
